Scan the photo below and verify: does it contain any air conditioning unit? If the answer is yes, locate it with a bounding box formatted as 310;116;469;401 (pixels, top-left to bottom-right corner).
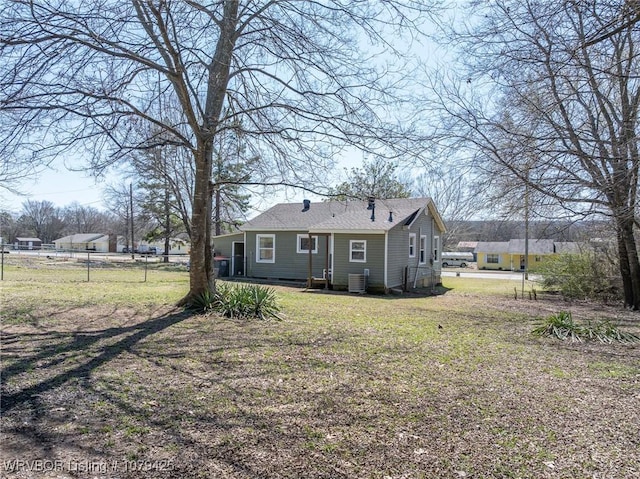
348;273;367;293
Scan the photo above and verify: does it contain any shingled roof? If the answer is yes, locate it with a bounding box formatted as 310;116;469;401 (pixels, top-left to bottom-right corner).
474;239;574;254
241;198;445;233
54;234;108;243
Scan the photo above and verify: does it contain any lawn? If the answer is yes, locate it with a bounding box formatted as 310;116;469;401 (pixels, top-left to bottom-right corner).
1;260;639;478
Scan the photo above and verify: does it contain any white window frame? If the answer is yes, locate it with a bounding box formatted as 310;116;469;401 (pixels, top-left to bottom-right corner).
296;234;318;254
487;254;499;264
433;236;440;263
419;235;427;264
349;240;367;263
408;233;416;258
256;234;275;263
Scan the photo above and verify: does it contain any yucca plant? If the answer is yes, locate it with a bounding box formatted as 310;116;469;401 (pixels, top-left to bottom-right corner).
213;283;282;320
582;320;640;344
532;311;583;341
247;284;282;320
186;289;217;313
532;311;640;343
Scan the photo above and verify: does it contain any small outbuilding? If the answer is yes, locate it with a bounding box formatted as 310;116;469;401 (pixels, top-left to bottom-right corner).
15;237;42;250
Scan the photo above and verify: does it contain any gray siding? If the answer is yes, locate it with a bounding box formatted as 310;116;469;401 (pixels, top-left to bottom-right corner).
386;226;409;289
332;233;385;291
246;230;329;280
212;233;243;258
386;208;444;290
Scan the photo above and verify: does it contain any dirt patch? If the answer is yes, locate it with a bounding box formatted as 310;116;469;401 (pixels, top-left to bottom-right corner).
1;294;639;478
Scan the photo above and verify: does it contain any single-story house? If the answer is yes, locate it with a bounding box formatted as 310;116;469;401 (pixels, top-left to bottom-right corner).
15;237;42;250
213;197;446;293
54;234;112;252
475;239;579;271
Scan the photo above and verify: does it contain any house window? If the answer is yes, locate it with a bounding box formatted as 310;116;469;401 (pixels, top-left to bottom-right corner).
419;235;427;264
535;255;541;262
297;234;318;254
350;240;366;262
433;236;440;262
487;254;499;264
256;234;275;263
408;233;416;258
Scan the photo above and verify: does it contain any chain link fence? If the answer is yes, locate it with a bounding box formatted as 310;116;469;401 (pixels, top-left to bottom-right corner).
0;248;190;283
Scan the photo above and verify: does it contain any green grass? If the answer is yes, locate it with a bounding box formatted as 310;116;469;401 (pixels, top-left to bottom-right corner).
1;257;189;308
442;276;540;296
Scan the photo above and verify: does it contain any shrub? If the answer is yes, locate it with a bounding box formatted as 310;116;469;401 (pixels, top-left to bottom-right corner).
531;311;583;341
535;252;621;302
188;289;217;313
186;282;282;320
532;311;640;343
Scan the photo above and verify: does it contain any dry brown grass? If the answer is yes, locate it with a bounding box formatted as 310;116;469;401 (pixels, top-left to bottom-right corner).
1;270;639;478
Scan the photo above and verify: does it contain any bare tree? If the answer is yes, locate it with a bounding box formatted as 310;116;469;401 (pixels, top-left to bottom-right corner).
413;165;478;249
1;1;438;303
17;200;65;244
61;203;113;235
103;182;147;253
428;0;640;309
0;210;20;244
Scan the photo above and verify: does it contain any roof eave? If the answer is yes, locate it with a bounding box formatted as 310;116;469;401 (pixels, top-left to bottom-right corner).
308;228;387;235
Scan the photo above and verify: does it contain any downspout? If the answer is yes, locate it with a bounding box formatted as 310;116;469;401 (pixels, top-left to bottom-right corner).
432;217;435;291
307;232;313;288
413;227;422;289
330;233;334;288
324;234;330;289
384;231;388;290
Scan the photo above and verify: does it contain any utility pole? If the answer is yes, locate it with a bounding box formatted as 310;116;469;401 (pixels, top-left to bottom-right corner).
130;183;135;259
522;165;530;297
158;72;171;263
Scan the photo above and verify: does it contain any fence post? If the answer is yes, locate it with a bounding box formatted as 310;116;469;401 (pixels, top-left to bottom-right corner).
87;251;90;282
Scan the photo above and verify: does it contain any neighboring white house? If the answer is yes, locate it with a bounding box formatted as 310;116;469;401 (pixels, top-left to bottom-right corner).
54;234;111;252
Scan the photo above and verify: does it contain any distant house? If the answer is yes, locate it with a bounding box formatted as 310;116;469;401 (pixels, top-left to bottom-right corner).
456;241;479;261
15;237;42;250
54;234;111;252
475;239;579;271
213;198;446;293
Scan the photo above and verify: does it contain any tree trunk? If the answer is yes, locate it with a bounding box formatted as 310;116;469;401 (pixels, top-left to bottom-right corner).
616;216;640;310
178;0;239;306
180;144;215;305
214;185;221;236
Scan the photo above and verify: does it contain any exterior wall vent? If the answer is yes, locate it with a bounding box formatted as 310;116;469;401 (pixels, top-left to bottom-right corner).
348;273;367;293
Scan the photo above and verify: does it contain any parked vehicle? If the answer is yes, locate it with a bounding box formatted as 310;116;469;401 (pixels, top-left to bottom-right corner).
441;252;474;268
